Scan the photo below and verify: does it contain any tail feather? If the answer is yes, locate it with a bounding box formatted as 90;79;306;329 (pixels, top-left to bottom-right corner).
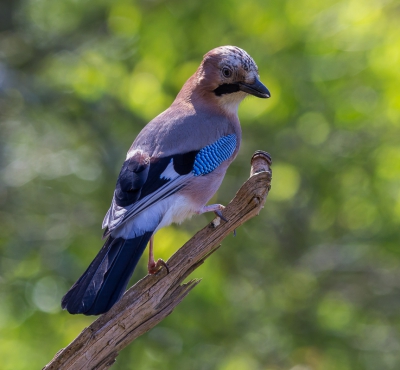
62;231;153;315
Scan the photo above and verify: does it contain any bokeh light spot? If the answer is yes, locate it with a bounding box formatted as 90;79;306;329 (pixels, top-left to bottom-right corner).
296;112;330;145
269;163;301;201
108;3;141;36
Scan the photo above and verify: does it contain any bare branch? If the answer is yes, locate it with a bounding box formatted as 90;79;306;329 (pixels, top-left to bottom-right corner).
43;151;272;370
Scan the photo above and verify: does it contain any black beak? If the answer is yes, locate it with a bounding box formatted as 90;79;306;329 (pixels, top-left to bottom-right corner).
239;78;271;98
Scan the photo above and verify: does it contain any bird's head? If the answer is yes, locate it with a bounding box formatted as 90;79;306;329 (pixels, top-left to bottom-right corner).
193;46;270;114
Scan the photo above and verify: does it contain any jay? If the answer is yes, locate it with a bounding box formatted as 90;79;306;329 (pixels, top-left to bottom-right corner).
62;46;270;315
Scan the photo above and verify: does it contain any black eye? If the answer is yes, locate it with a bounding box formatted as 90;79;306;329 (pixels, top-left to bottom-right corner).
222;67;232;78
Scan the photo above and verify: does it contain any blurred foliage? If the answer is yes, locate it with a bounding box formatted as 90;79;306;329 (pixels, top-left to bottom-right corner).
1;0;400;369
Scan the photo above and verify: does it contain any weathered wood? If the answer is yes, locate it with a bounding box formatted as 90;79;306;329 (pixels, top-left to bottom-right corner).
43;151;272;370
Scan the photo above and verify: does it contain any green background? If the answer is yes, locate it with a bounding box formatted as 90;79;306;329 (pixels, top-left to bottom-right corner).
1;0;400;369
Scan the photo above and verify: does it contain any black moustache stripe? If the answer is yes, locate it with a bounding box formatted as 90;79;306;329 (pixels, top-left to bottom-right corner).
213;83;240;96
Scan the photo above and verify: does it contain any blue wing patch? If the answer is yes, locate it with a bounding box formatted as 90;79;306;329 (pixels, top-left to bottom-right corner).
192;134;236;176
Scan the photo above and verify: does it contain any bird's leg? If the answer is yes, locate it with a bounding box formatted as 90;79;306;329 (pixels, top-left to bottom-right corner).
147;235;170;275
197;204;228;222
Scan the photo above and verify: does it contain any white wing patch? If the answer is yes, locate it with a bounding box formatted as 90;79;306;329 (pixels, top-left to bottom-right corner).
160;159;180;180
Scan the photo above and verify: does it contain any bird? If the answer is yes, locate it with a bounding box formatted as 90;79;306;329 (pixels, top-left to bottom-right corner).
61;45;270;315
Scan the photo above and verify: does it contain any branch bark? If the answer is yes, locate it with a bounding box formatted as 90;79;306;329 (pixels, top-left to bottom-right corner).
43;150;272;370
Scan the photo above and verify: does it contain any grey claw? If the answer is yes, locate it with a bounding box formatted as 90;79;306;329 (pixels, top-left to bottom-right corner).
215;210;228;222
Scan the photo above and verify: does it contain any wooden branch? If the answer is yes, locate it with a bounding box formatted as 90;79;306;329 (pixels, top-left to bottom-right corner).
43;150;272;370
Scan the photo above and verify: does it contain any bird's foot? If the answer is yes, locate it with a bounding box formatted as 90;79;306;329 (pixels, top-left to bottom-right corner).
214;208;228;222
199;204;236;235
148;258;170;275
198;204;228;222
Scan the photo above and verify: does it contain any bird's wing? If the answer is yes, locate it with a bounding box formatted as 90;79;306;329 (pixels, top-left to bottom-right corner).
102;134;237;236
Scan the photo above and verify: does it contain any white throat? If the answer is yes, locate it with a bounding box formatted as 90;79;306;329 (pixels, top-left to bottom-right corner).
218;91;247;116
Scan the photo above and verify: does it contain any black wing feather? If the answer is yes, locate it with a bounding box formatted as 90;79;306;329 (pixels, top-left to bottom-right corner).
114;151;198;208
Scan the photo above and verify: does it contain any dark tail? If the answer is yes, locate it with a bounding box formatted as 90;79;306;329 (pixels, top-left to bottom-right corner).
61;231;153;315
